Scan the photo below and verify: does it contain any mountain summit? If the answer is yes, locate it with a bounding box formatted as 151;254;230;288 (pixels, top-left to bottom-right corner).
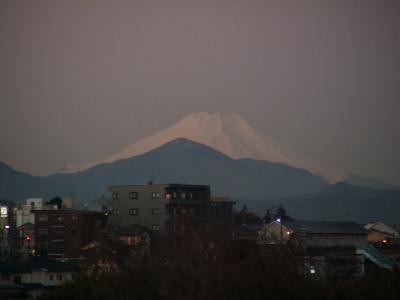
60;112;342;182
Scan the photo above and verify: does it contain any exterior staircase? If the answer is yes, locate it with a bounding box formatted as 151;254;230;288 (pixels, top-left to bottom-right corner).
356;244;396;271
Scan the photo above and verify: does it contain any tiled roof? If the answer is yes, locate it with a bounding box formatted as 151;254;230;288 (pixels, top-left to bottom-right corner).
283;221;366;234
0;258;80;273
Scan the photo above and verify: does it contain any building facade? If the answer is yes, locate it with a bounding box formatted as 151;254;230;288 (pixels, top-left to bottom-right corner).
107;183;234;232
34;210;105;258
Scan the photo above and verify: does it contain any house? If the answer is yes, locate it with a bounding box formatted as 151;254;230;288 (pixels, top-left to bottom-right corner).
0;258;79;299
107;182;234;232
257;220;368;277
257;220;367;248
258;220;397;275
364;221;400;243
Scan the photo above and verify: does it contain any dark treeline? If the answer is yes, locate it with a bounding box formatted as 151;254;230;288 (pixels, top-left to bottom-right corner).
38;219;400;300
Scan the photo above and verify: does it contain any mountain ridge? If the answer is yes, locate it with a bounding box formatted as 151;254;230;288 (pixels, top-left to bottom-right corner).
1;138;329;203
59;112;343;182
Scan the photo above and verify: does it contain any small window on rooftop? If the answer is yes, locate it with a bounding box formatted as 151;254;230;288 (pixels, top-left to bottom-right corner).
129;192;138;199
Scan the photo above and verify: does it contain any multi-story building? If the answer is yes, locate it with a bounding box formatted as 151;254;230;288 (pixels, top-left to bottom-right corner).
16;198;43;228
107;183;234;232
34;209;105;258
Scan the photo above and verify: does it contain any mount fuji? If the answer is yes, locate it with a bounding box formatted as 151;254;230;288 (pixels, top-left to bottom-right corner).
60;112;343;182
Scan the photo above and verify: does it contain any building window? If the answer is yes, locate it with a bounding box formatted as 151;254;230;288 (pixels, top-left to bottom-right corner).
129;192;138;199
38;215;48;222
152;224;160;231
38;228;48;236
49;275;54;281
152;192;160;199
181;192;186;199
112;192;119;200
152;208;161;215
172;192;177;199
165;193;171;200
55;216;65;222
113;209;120;216
129;208;139;216
57;275;63;281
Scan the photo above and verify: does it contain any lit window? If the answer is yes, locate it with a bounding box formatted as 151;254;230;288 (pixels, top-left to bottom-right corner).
152;192;160;199
181;192;186;199
152;208;161;215
152;224;160;231
55;216;65;222
129;208;139;216
129;192;138;199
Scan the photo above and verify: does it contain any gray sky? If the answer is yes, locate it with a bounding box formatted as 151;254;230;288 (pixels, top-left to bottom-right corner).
1;0;399;184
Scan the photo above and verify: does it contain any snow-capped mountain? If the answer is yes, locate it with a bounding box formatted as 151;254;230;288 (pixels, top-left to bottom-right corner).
60;112;343;182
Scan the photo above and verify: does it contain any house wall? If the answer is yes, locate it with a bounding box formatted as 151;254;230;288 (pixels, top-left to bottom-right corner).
18;270;73;286
257;222;292;244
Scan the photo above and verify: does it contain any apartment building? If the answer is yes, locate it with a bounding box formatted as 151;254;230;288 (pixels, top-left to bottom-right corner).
34;210;105;258
107;183;234;232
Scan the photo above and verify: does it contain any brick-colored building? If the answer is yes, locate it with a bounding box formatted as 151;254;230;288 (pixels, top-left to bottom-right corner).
34;210;105;258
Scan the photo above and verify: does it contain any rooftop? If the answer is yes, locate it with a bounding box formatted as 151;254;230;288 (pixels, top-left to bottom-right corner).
283;221;366;235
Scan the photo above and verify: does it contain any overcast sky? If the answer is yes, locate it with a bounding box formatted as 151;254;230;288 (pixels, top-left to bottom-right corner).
1;0;399;184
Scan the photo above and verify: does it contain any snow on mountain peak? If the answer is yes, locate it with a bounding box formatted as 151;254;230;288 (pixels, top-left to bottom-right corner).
60;112;343;182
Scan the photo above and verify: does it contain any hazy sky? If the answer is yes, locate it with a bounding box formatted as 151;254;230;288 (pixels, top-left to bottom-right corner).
1;0;399;184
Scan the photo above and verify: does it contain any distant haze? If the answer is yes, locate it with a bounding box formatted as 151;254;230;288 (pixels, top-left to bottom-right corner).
0;0;399;185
